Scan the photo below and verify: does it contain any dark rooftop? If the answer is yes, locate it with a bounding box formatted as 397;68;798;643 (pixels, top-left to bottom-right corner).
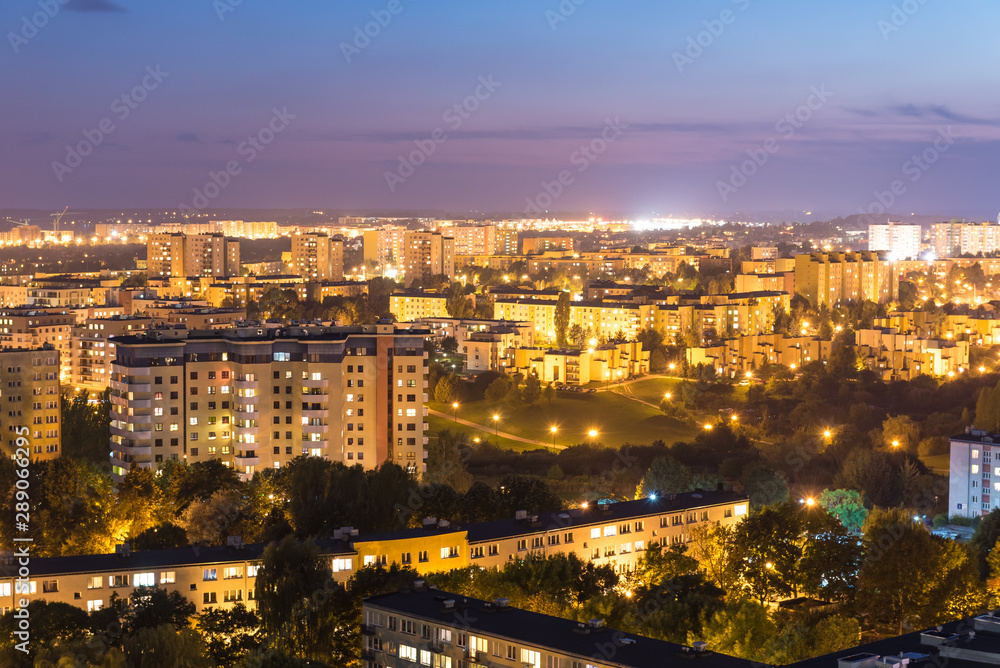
366;586;754;668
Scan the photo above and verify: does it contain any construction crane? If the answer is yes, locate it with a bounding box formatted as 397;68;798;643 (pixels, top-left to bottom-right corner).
2;218;30;227
50;206;83;233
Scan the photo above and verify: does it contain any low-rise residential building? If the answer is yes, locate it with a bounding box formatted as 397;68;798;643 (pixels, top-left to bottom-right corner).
687;334;832;376
508;342;649;385
855;327;968;380
390;291;453;322
362;585;749;668
0;490;747;617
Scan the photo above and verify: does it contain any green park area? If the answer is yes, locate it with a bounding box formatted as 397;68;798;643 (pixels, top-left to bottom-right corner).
427;379;701;450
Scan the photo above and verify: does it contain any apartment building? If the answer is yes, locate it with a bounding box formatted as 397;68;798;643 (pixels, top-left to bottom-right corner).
147;233;241;278
0;346;61;460
71;316;154;391
932;221;1000;257
292;233;345;282
868;222;921;260
794;252;895;307
949;428;1000;518
493;299;654;343
521;234;574;255
108;323;428;481
214;220;279;239
390;291;451;322
362;586;750;668
0;308;76;381
734;272;795;294
855;327;968;380
444;225;497;256
403;232;455;286
686;334;832;376
508;342;650;385
363;228;409;269
0;491;747;618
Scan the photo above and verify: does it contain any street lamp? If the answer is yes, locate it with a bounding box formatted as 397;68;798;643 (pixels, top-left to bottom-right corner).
704;423;714;431
492;414;500;436
664;392;672;400
452;402;459;422
588;429;598;443
892;439;900;448
550;425;558;447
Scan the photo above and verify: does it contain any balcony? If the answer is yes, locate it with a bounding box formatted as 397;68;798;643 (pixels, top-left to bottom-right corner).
235;454;259;467
302;408;329;419
302;424;327;434
302;378;328;389
130;414;153;424
422;406;428;417
234;379;258;390
233;425;259;436
303;440;328;449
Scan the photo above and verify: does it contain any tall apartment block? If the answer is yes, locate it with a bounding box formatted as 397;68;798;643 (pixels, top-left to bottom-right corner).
72;316;154;391
291;233;345;282
0;308;76;382
0;346;61;460
147;233;241;278
933;221;1000;257
403;232;454;287
793;251;896;307
868;221;922;260
363;228;409;269
109;323;428;481
444;225;497;256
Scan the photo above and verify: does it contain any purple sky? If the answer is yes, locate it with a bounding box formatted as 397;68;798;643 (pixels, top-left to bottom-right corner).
1;0;998;219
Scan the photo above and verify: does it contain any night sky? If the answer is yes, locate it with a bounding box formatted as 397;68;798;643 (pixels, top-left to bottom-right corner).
1;0;997;218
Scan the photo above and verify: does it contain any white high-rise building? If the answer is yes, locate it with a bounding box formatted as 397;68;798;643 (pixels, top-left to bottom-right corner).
868;221;921;260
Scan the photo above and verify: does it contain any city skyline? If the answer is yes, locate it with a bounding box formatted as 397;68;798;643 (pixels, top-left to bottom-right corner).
1;1;998;218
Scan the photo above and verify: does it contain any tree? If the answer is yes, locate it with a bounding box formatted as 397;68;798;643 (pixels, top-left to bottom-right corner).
182;488;256;546
122;624;212;668
635;456;692;498
60;388;112;465
882;414;919;452
728;503;804;603
797;520;862;602
817;489;867;533
198;603;263;668
522;374;542;407
554;291;571;347
976;380;1000;432
434;373;461;403
170;460;242;514
568;324;585;348
632;543;699;588
693;599;776;663
256;536;353;662
740;464;789;507
117;466;165;541
485;375;514;408
424;429;472;491
543;382;556;406
858;507;945;633
689;523;737;594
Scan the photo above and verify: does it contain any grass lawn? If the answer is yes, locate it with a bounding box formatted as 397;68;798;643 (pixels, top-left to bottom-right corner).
426;413;547;452
922;453;950;473
617;377;686;406
429;391;700;449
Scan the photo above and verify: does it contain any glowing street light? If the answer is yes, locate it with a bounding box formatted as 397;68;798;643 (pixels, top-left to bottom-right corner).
664;392;672;400
730;414;738;422
492;414;500;436
704;424;714;431
805;497;815;507
823;429;832;439
452;402;459;422
745;371;752;378
550;425;558;447
891;439;900;448
588;429;598;442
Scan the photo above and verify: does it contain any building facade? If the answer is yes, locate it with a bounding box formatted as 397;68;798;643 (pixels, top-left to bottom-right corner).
0;346;61;460
109;324;429;480
403;232;455;286
292;233;345;282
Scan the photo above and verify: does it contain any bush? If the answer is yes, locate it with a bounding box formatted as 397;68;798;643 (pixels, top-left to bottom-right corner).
918;436;949;457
